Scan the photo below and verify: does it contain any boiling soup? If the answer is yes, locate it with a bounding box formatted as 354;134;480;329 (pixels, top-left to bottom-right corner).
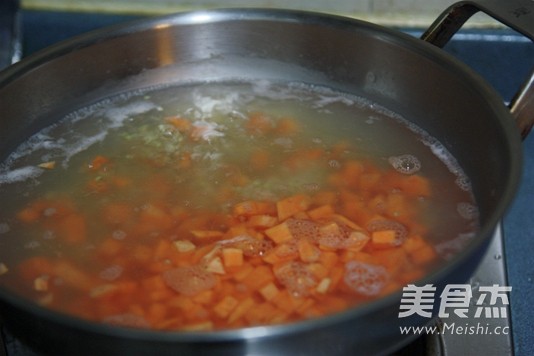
0;81;478;331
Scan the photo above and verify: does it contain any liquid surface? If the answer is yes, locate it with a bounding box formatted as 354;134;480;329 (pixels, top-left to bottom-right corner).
0;81;478;330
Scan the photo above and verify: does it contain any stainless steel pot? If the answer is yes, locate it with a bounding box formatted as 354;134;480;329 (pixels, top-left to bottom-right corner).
0;1;532;355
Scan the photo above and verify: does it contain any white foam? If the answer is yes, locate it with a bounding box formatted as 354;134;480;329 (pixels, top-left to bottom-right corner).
103;101;159;128
0;100;160;181
0;166;43;185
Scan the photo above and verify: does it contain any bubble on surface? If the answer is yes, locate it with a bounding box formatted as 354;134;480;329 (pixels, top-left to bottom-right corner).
0;166;43;186
274;261;317;297
388;154;421;175
344;261;388;296
457;202;479;220
99;265;124;281
24;241;40;249
163;265;216;296
42;230;55;240
218;235;273;257
112;230;127;240
328;160;341;169
366;219;408;246
455;174;472;192
287;219;321;242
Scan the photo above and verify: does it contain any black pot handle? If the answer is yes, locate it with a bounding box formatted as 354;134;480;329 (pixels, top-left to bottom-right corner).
421;0;534;139
0;0;21;70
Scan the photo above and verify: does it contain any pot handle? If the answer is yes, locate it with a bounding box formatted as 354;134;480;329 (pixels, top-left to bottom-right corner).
421;0;534;139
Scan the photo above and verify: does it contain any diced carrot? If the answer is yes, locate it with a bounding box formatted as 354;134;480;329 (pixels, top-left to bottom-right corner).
174;240;196;253
272;290;299;314
57;213;87;244
331;214;364;231
90;284;118;299
181;321;214;331
114;280;139;295
371;230;398;248
385;193;412;220
112;176;132;189
103;203;133;225
318;295;349;314
222;248;244;268
165;116;192;132
373;248;409;272
193;290;214;305
86;178;109;193
168;295;195;312
33;275;49;292
98;238;123;258
88;155;110;171
147;288;175;303
308;204;335;221
232;262;254;282
250;149;271;171
319;222;342;239
190;244;218;264
132;245;153;263
16;206;41;223
265;222;294;244
292;211;310;220
38;161;56;170
16;199;59;222
213;296;239;320
276;195;311;221
306;263;328;280
233;201;276;217
0;263;8;275
368;194;387;213
229;171;250;187
312;191;338;206
294;298;316;316
141;274;167;292
297;240;321;263
137;204;175;233
259;282;280;301
359;173;381;191
342;161;365;181
53;261;95;291
275;117;300;136
178;151;193;169
262;244;298;265
241;265;274;291
247;214;278;229
399;175;431;197
206;257;226;275
146;303;168;325
318;251;338;270
228;297;255;324
191;230;224;240
144;175;172;198
244;302;279;324
410;245;438;266
315;278;331;294
328;265;345;291
285;149;324;170
245;112;273;135
345;231;370;252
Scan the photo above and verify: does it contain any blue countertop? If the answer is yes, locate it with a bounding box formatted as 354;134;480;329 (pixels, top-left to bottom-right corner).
10;9;534;355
